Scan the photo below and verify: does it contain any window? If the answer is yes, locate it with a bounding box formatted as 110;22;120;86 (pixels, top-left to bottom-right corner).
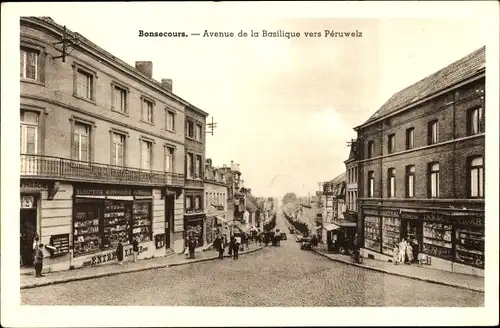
111;133;125;166
142;99;154;123
367;141;375;158
187;120;194;138
469;156;484;198
428;120;439;145
187;153;194;178
468;107;483;136
195;155;202;178
388;168;396;198
141;140;152;170
405;165;415;198
185;196;192;211
429;163;440;198
195;196;201;210
196;124;203;142
76;69;94;100
165;147;174;172
20;48;38;80
388;134;395;154
112;85;127;113
166;110;175;132
406;128;414;150
73;122;91;162
20;111;38;154
368;171;374;197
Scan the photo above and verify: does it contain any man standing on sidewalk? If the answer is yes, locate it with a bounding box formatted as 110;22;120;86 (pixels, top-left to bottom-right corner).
132;238;140;263
214;234;224;260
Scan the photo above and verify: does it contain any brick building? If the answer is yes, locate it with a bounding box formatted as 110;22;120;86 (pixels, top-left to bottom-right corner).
19;17;206;272
355;46;485;276
203;159;229;246
183;105;208;247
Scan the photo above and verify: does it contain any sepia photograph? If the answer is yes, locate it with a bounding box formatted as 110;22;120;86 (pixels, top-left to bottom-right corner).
1;1;499;327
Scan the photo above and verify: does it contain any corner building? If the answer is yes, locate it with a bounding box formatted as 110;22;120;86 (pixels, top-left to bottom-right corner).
19;17;206;272
356;46;485;276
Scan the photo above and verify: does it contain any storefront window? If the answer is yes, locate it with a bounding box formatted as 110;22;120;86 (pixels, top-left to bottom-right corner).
382;217;400;256
364;215;381;252
185;219;204;247
73;200;101;256
132;201;152;243
423;221;453;261
102;200;132;250
455;226;484;269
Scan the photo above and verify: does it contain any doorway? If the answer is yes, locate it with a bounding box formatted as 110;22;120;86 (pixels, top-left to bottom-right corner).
401;219;423;252
165;194;175;249
20;207;38;267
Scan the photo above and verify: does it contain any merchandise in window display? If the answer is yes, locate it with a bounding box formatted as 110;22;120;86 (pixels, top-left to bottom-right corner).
132;202;152;243
422;221;453;260
382;217;400;256
73;206;101;256
103;200;131;249
364;216;381;252
455;226;484;268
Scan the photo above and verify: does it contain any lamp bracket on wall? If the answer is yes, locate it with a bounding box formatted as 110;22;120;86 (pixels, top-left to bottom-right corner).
52;26;80;63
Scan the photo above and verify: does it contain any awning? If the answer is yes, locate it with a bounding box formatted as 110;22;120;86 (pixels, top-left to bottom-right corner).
324;223;341;231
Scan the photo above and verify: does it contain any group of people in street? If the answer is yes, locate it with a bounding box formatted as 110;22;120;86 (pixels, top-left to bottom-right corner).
213;232;250;260
393;238;420;266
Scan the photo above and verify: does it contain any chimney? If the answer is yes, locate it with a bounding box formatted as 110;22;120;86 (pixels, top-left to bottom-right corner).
135;61;153;78
161;78;173;92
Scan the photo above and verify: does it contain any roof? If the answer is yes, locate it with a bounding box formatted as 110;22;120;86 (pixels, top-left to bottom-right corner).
330;172;346;186
358;46;485;128
24;17;208;115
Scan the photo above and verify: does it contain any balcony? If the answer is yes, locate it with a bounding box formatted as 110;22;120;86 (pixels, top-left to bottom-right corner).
20;154;184;187
184;177;204;189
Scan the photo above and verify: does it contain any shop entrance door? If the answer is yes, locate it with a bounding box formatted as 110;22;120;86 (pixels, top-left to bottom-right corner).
20;208;37;267
165;195;174;249
401;219;423;252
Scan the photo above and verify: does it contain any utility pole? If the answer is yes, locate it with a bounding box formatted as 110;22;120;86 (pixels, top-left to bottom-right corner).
205;116;218;135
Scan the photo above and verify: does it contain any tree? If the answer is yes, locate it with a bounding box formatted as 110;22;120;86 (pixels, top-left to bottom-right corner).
282;192;298;205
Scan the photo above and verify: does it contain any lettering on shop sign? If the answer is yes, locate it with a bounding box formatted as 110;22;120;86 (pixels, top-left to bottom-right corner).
400;211;420;220
380;210;399;218
90;245;149;266
21;180;48;190
423;213;449;224
75;187;152;197
454;216;483;227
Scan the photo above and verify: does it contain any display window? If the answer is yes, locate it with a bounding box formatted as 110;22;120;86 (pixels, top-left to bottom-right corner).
132;201;152;243
382;217;400;256
185;219;204;247
364;215;381;252
423;221;453;261
102;200;132;250
454;226;484;268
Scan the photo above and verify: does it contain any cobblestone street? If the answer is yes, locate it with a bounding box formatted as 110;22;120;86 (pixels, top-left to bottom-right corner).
21;214;484;307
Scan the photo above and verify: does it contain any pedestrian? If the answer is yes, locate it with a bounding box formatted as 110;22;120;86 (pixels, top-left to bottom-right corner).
233;236;240;260
116;240;124;266
214;235;224;259
406;243;414;265
412;239;419;263
34;243;44;277
188;235;196;259
132;238;139;263
392;244;400;265
398;239;407;264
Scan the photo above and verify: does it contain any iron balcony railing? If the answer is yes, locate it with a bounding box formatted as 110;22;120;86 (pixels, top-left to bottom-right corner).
20;154;184;187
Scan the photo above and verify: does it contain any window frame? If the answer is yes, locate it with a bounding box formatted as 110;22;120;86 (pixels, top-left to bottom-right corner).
388;168;396;198
196;123;203;142
164;144;175;173
110;81;130;115
72;62;98;103
428;162;440;198
406;127;415;150
186;152;194;178
139;136;155;170
428;120;439;145
186;119;195;139
20;47;39;81
69;116;96;163
387;134;396;154
405;165;415;198
165;109;176;132
367;140;375;158
468;156;484;198
109;129;129;167
195;155;203;179
368;171;375;198
140;96;155;125
467;106;483;136
20;110;39;155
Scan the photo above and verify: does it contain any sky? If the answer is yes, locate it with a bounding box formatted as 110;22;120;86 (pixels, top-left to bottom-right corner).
19;6;489;198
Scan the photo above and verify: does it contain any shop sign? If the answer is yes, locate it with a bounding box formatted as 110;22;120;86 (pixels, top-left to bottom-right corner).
454;216;483;227
380;209;399;218
400;211;420;220
75;186;152;197
20;195;35;209
155;234;166;249
21;180;48;190
90;245;149;266
423;213;449;224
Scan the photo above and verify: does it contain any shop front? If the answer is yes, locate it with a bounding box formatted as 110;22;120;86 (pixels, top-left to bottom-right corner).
361;206;484;275
204;216;215;246
72;184;155;267
20;194;39;267
184;214;205;248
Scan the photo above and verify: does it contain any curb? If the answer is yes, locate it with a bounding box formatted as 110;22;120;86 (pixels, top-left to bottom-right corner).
21;246;264;290
312;249;484;293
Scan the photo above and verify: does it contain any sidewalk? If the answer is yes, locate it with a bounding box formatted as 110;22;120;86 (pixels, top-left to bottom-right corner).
313;245;484;293
21;244;263;290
